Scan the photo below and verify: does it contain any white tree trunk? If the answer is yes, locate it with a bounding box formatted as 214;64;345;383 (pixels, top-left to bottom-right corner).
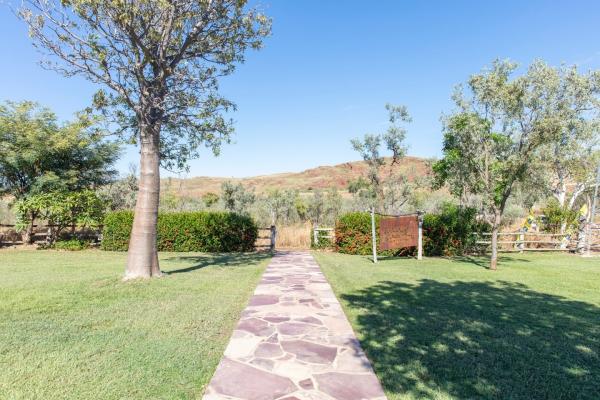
124;130;161;280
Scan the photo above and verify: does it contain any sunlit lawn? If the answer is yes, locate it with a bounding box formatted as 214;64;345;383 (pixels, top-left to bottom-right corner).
314;252;600;400
0;249;270;400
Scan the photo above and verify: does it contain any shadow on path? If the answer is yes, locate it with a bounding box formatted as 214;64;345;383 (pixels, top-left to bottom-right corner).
163;252;271;274
342;279;600;399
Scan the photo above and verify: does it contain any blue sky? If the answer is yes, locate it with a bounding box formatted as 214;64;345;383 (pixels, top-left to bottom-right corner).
1;0;600;178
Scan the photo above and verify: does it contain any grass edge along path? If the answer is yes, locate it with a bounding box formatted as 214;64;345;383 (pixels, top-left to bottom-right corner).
0;249;271;400
313;251;600;400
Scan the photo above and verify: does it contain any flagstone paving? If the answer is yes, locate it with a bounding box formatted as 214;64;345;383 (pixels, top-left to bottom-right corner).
202;251;387;400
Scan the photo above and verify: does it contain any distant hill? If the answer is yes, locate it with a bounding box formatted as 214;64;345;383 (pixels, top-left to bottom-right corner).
161;156;432;197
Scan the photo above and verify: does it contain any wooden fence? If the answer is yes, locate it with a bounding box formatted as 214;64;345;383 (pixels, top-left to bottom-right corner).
474;231;577;252
313;227;334;244
0;223;103;246
587;224;600;252
255;226;277;251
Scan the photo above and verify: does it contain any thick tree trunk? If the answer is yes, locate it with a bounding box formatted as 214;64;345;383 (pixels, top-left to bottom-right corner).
490;212;501;271
124;130;162;280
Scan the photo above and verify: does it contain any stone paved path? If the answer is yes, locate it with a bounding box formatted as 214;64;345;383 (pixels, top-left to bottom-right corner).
203;251;387;400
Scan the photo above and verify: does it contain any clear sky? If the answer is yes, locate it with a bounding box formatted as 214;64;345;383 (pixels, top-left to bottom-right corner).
1;0;600;178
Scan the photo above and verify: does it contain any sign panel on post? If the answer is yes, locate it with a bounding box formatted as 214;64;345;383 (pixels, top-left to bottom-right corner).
379;215;419;250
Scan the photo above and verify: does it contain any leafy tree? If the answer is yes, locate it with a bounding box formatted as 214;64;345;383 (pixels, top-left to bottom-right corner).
305;188;342;226
323;188;342;225
0;101;118;198
221;181;255;215
19;0;271;278
14;190;105;245
202;192;220;208
534;63;600;229
295;196;308;221
350;104;413;212
97;165;139;211
383;174;414;214
434;59;572;270
540;198;579;234
307;189;326;225
263;189;299;225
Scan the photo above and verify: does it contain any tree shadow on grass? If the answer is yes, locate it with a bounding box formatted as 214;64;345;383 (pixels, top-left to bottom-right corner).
343;279;600;399
449;255;532;269
365;255;531;270
163;252;272;274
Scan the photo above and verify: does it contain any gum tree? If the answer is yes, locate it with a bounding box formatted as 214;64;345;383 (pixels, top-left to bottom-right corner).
538;64;600;228
20;0;270;279
350;104;411;211
434;60;574;270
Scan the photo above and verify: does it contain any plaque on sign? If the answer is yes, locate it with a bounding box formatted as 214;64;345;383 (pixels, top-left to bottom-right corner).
379;215;419;250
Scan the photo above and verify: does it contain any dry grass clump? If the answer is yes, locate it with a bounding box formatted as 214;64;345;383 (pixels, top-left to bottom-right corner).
275;222;312;249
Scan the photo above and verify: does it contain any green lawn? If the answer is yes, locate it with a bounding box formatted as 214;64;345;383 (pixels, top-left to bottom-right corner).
0;249;270;400
314;252;600;400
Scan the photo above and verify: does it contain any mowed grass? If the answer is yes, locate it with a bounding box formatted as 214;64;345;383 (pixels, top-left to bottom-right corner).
313;252;600;400
0;249;270;400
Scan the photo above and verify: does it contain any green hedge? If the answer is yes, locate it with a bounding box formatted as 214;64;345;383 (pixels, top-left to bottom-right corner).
101;211;258;252
423;203;489;256
335;212;412;256
335;204;489;256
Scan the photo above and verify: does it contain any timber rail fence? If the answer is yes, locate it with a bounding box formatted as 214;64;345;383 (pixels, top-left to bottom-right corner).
1;223;278;251
474;231;577;252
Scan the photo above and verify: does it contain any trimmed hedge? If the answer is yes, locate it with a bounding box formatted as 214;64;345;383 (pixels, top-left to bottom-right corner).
101;211;134;251
335;212;412;257
101;211;258;252
335;204;489;256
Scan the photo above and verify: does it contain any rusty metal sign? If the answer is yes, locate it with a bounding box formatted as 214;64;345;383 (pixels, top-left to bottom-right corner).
379;215;419;250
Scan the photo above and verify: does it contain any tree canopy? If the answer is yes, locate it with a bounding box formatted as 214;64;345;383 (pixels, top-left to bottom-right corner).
350;104;413;212
19;0;271;278
0;101;119;198
433;59;600;269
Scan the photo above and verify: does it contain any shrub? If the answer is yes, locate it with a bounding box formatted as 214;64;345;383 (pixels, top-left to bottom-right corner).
101;211;258;252
335;212;412;256
540;198;579;233
335;212;374;255
14;190;105;245
53;239;92;251
422;203;489;256
101;210;134;251
335;204;489;257
310;229;334;249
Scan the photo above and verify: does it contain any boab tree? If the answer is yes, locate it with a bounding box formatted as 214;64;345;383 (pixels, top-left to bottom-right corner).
19;0;271;279
433;59;589;270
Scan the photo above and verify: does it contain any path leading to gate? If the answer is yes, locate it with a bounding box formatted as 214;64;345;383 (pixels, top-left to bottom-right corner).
203;251;387;400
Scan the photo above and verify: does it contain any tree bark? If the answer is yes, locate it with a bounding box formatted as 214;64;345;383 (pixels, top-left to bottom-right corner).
124;127;162;280
490;212;501;271
23;212;36;245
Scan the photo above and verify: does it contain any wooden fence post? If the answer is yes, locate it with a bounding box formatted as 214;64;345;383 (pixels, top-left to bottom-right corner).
417;211;423;260
577;216;587;255
270;225;277;252
371;207;378;264
313;225;318;247
518;229;525;253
